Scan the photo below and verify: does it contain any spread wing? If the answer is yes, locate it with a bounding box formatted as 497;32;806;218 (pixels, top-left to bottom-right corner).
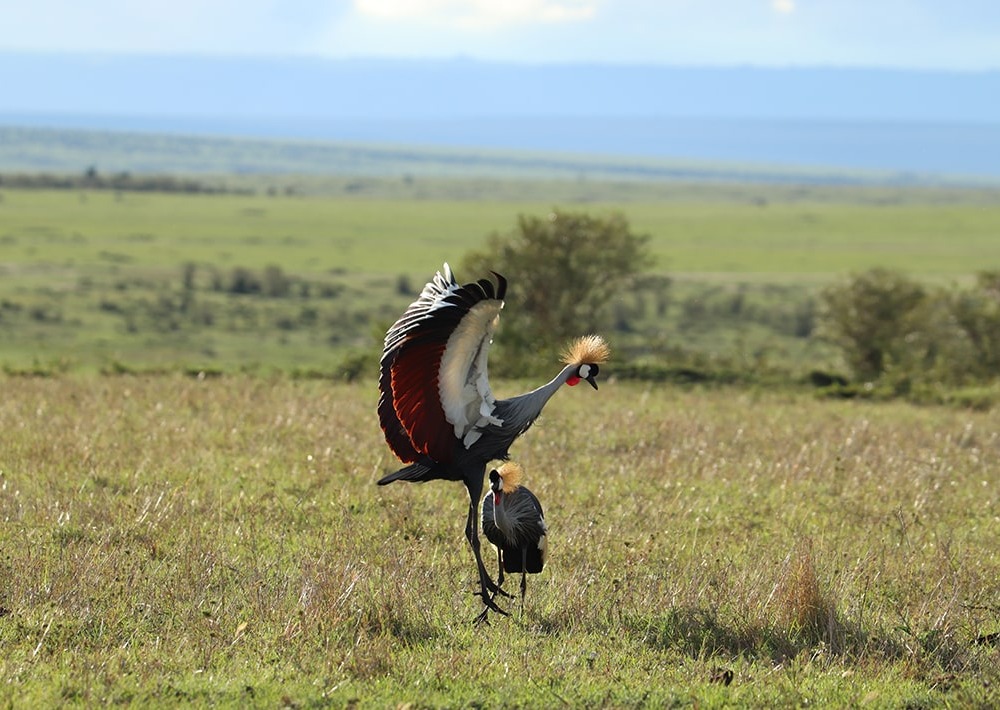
378;263;507;464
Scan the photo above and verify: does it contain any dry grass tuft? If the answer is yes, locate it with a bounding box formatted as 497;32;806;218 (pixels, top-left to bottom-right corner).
770;539;840;646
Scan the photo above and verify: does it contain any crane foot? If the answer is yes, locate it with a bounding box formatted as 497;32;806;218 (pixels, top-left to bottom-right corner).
472;589;509;619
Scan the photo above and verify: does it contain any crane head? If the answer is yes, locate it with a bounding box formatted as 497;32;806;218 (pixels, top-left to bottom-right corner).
567;363;600;390
561;334;610;390
488;461;524;503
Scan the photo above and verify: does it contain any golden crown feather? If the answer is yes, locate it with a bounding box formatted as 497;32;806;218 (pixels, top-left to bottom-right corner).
496;461;525;493
561;334;611;367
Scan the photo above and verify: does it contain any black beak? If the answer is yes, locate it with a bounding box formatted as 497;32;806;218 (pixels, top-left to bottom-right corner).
586;374;599;390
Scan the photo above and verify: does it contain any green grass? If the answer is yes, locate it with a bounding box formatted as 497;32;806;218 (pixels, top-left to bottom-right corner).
4;187;1000;277
629;200;1000;279
1;376;998;706
3;184;1000;376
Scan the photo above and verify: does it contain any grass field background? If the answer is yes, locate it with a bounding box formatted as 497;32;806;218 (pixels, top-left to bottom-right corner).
4;186;1000;276
1;377;998;706
3;183;1000;376
2;172;1000;705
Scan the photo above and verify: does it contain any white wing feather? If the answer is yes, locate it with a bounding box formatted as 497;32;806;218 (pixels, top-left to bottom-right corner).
438;299;504;446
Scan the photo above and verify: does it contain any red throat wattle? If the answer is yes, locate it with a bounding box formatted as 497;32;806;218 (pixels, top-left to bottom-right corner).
566;375;581;386
493;491;502;505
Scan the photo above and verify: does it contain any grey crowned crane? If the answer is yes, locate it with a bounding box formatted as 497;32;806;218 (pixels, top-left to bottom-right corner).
478;462;547;624
376;263;608;619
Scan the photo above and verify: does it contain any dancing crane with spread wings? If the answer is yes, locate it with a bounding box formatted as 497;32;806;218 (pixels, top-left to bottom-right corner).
376;263;608;619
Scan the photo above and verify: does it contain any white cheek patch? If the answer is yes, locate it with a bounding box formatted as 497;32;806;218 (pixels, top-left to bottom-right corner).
578;364;591;379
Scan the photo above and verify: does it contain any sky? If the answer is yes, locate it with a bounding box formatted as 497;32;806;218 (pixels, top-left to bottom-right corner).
2;0;999;71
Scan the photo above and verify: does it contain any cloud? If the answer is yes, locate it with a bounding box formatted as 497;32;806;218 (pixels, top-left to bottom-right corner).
771;0;796;14
353;0;597;29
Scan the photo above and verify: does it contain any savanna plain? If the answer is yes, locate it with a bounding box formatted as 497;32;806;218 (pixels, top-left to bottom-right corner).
2;378;1000;707
4;183;1000;376
2;178;1000;707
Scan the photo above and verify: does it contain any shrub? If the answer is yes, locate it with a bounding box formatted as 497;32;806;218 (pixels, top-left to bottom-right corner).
948;271;1000;380
817;268;928;382
462;209;652;372
229;267;261;295
261;264;291;297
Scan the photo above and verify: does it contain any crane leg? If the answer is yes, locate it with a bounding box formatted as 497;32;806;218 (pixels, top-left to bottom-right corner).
473;548;516;625
519;549;528;618
464;498;510;618
490;547;512;599
497;549;506;591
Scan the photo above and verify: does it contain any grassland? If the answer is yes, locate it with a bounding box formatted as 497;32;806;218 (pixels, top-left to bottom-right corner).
4;184;1000;274
1;376;999;707
3;183;1000;377
2;173;1000;706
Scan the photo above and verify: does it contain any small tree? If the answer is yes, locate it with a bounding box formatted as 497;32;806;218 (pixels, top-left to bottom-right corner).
817;268;927;382
261;264;291;297
462;209;652;371
228;267;261;295
948;270;1000;380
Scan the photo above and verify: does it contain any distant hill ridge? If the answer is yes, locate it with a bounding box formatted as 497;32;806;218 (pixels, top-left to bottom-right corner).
0;124;887;185
2;53;999;181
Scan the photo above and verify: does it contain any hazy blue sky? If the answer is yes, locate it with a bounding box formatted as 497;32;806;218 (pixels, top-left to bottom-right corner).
3;0;998;70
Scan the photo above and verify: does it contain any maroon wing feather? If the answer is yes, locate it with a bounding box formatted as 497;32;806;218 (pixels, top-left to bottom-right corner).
377;264;506;464
390;339;454;461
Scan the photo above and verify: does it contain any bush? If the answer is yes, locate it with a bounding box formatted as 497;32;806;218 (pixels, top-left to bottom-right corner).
817;268;928;382
462;209;652;372
948;271;1000;379
229;267;261;295
262;264;291;297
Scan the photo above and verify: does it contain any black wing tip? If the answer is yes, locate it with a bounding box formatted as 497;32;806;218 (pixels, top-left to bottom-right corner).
435;263;505;301
491;271;507;300
468;271;507;302
446;267;506;305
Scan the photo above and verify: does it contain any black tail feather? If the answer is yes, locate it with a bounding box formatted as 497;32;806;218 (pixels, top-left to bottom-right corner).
377;461;436;485
502;545;545;574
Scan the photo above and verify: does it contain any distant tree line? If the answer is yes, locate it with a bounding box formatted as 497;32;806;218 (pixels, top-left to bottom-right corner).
817;268;1000;398
0;167;250;194
463;209;1000;403
5;201;998;405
